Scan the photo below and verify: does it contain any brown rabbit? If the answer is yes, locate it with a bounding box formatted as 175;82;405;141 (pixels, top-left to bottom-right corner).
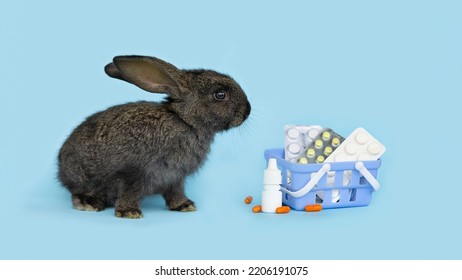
58;55;251;218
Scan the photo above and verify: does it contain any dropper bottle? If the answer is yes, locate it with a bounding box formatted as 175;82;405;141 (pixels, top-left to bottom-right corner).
262;158;283;213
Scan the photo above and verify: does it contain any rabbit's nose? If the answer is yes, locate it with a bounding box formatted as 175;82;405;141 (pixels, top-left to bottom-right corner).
244;101;251;119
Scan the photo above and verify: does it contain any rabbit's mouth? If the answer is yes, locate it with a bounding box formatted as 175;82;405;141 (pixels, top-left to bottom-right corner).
227;101;251;129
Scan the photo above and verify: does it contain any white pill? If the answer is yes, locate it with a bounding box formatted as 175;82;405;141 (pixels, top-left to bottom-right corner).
345;143;359;155
335;153;348;162
357;153;371;161
368;142;382;155
308;128;321;140
288;143;301;154
355;132;369;144
287;128;300;139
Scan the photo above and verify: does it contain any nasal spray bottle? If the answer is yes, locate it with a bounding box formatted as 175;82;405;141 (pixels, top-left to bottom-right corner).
262;158;283;213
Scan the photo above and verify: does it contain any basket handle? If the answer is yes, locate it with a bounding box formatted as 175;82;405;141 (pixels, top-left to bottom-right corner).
280;163;331;198
355;161;380;191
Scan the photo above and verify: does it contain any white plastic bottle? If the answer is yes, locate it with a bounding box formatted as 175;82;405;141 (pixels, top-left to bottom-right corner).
262;158;282;213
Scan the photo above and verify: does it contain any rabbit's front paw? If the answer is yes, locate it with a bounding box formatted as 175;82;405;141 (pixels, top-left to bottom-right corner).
115;196;143;219
115;209;143;219
72;194;106;211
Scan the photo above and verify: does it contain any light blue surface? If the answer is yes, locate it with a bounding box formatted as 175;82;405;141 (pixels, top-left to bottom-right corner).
1;0;461;259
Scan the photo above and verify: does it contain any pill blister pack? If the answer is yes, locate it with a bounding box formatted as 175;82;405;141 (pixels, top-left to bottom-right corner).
325;127;386;163
324;127;385;202
298;128;345;164
284;125;322;163
283;126;384;204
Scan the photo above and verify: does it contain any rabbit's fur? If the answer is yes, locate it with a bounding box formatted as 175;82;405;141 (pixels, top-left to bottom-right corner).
58;55;251;218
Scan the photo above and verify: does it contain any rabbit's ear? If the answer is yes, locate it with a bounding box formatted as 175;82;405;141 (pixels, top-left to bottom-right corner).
104;63;124;80
107;56;182;95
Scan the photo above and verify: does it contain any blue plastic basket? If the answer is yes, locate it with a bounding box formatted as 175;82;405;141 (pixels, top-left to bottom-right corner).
264;148;382;210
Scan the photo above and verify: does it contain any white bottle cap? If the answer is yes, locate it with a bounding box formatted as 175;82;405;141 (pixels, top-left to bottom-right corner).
264;158;282;185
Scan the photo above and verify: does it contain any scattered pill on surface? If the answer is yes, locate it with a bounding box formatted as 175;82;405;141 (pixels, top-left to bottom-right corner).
252;205;262;213
305;204;323;212
276;206;291;214
244;196;253;204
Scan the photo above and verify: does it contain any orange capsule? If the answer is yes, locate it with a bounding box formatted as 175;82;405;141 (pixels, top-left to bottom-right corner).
244;196;253;204
252;205;262;213
276;206;291;214
304;204;323;212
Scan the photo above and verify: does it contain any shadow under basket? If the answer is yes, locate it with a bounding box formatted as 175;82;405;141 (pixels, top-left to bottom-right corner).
264;148;382;210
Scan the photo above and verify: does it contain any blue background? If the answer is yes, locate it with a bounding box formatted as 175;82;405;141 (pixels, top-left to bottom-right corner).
1;0;461;259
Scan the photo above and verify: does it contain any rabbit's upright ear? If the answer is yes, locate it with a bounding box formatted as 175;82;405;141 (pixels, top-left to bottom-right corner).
105;56;183;95
104;62;124;80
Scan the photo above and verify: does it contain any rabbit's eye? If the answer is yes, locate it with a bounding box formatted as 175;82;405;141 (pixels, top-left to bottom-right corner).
214;91;227;101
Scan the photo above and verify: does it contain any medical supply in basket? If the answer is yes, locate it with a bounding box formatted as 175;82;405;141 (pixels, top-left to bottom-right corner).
284;125;322;163
298;128;345;202
260;126;386;212
302;128;345;164
322;127;386;201
325;127;386;163
264;148;382;210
